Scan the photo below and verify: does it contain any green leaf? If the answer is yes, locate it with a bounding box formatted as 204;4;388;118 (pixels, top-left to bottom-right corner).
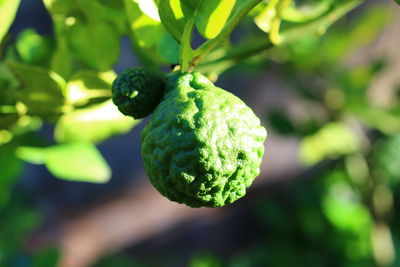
0;63;19;105
55;100;139;144
322;170;372;233
11;116;43;136
44;0;127;35
17;143;111;183
194;0;262;67
46;143;111;183
78;0;128;34
7;61;67;115
195;0;236;39
42;0;75;15
157;0;193;42
132;0;160;21
0;0;21;43
157;33;180;64
299;122;360;165
69;21;120;71
180;0;197;10
65;70;114;106
180;17;195;71
124;0;166;48
374;135;400;184
16;29;55;67
16;146;46;164
0;146;23;209
49;16;74;78
51;42;73;79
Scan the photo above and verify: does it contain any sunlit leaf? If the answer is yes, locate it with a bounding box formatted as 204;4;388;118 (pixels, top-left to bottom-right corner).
124;0;165;48
320;170;373;263
55;100;139;144
323;181;371;232
7;61;67;115
44;0;126;74
0;0;21;43
196;0;236;39
132;0;160;21
46;143;111;183
157;0;193;42
69;21;120;71
65;70;114;106
17;143;111;183
16;146;46;164
299;122;360;165
321;170;372;261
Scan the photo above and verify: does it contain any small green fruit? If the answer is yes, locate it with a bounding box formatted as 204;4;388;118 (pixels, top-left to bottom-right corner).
141;72;267;207
112;68;166;119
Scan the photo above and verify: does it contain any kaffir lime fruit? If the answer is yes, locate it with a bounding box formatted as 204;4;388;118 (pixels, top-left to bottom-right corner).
141;72;267;207
111;68;166;119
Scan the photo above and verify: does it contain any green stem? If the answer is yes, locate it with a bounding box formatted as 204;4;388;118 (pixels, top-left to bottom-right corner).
281;1;330;23
200;39;273;67
191;0;263;69
197;0;363;73
280;0;363;43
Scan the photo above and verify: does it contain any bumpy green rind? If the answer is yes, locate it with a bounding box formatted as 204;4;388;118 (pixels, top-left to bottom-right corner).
111;68;166;119
141;72;267;208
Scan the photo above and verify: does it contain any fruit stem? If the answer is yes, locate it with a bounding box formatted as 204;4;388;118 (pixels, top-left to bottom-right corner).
190;0;263;69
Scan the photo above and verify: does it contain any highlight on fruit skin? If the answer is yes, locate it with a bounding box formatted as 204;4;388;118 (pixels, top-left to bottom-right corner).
141;71;267;208
111;67;166;119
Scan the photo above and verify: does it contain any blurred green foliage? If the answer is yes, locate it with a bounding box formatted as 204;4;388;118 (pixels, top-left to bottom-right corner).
17;142;111;183
0;196;59;267
1;0;400;266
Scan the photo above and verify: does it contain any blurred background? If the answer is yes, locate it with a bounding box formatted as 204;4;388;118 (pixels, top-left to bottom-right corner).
1;0;400;266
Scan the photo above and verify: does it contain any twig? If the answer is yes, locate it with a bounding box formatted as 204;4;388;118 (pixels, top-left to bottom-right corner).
190;0;264;69
197;0;363;73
